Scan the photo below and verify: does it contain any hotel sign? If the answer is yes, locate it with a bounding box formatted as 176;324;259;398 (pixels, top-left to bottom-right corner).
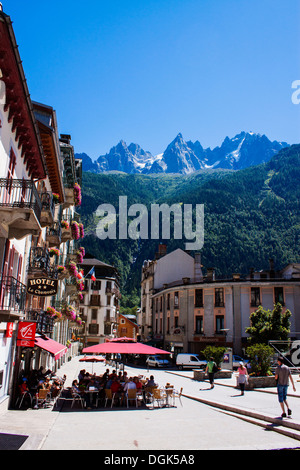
27;277;58;296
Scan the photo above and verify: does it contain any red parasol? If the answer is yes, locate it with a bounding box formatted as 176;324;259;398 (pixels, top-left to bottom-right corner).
109;337;136;342
79;355;105;362
82;342;170;355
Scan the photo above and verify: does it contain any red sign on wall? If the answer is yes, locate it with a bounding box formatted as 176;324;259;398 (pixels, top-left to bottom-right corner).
5;322;14;338
17;321;36;348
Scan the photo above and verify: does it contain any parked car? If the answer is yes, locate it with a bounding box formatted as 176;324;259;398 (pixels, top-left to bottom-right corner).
232;355;249;369
146;355;171;368
176;353;207;370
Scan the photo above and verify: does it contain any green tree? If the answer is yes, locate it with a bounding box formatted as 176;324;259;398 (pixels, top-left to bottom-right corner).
245;303;291;345
202;346;227;367
246;343;274;376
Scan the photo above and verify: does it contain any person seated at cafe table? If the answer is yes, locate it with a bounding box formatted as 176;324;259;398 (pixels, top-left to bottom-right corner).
78;369;86;381
123;377;136;392
133;377;143;390
145;375;157;387
72;380;93;409
110;377;124;405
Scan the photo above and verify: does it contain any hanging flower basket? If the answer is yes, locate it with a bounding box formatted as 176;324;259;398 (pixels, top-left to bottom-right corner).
61;220;70;229
71;221;80;240
68;261;78;277
79;223;84;238
76;248;84;263
74;183;82;206
49;248;60;257
78;292;84;301
52;193;60;204
46;306;62;320
76;279;84;291
62;304;77;321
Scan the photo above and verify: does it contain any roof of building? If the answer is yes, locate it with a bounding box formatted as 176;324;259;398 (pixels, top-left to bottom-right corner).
80;258;116;269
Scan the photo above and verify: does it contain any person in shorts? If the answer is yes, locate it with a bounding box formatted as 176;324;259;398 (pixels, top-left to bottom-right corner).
275;356;296;418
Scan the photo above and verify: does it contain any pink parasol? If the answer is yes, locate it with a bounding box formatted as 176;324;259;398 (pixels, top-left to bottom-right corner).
79;355;105;362
109;337;136;342
82;342;170;355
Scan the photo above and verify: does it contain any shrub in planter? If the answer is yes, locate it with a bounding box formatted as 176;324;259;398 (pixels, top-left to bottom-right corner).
246;343;274;377
202;345;227;368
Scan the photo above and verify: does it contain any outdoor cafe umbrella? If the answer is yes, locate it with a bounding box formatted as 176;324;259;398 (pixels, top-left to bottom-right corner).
82;342;171;373
82;342;170;355
79;355;105;373
109;337;136;342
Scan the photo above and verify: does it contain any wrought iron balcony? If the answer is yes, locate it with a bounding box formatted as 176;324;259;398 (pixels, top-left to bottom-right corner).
27;247;50;276
0;178;43;239
40;192;55;227
0;276;26;315
26;309;55;335
46;221;62;247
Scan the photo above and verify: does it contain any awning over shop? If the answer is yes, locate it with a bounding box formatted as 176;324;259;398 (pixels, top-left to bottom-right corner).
35;336;67;360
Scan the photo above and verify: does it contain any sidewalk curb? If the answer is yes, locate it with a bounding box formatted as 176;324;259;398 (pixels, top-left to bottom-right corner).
183;392;300;433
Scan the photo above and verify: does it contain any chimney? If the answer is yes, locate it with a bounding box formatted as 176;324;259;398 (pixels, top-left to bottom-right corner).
194;253;203;281
207;267;215;281
155;243;167;259
60;134;72;145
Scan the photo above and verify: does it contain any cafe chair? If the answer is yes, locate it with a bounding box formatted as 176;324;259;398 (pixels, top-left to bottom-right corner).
144;385;157;405
71;388;84;408
36;389;51;408
16;389;33;409
126;389;138;408
165;385;175;406
173;387;183;407
104;388;118;408
152;388;165;408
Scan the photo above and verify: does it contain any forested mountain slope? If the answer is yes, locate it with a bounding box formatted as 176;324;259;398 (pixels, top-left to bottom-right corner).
78;144;300;307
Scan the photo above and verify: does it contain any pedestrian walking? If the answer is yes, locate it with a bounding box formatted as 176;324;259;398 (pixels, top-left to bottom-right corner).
275;356;296;418
237;361;249;395
205;357;217;389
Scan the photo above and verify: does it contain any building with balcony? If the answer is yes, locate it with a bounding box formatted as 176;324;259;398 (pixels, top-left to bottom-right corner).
0;7;85;409
140;247;300;357
78;257;120;347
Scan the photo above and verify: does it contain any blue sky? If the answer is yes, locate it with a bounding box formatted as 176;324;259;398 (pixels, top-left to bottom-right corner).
4;0;300;159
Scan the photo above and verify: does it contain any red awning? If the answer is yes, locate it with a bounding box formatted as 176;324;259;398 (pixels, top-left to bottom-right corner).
82;342;171;355
35;336;67;360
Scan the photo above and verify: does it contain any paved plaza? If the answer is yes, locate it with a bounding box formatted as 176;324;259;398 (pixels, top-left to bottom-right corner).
1;356;300;451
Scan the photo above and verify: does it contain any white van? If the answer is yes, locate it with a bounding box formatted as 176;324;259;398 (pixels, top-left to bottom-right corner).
176;354;207;370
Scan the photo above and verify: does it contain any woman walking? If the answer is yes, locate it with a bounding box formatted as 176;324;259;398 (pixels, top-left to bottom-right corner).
237;361;249;395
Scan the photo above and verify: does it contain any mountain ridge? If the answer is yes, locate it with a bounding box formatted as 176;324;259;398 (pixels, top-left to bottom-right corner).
76;131;290;175
79;144;300;306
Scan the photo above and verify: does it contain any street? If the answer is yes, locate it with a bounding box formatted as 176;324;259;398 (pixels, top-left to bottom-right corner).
1;356;300;451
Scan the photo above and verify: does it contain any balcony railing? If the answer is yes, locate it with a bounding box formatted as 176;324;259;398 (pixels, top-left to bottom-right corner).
27;247;57;278
0;178;42;223
26;309;55;335
46;221;62;247
0;276;26;313
40;192;55;227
